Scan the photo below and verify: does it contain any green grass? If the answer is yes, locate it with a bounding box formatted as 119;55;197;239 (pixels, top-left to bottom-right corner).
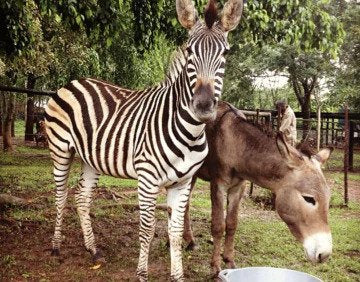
231;215;360;281
14;119;25;138
98;176;137;188
326;148;360;171
1;144;359;281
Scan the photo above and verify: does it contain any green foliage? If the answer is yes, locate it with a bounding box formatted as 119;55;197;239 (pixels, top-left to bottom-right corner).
0;58;5;76
0;0;352;115
110;34;175;89
38;0;126;45
330;2;360;111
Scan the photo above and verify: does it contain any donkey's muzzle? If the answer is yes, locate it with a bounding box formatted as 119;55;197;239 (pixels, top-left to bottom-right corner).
303;232;332;263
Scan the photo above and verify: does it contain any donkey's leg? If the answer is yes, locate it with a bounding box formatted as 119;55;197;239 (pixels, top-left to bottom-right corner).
51;150;74;256
223;181;246;269
136;177;160;282
210;182;225;275
167;180;192;281
74;162;100;262
183;177;197;251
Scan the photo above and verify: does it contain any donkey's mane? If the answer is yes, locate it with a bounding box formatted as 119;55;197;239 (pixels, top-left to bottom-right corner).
295;141;316;158
222;102;316;158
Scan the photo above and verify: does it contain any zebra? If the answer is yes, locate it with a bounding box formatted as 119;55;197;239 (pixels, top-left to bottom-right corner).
44;0;243;280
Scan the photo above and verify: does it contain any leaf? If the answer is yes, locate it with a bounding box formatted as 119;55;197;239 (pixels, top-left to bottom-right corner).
54;14;61;23
106;37;112;48
90;264;102;270
75;15;82;25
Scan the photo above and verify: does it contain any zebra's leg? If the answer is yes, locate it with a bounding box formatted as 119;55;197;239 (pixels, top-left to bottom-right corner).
183;176;197;251
223;181;246;269
51;150;74;256
167;180;192;281
136;178;160;281
74;162;101;262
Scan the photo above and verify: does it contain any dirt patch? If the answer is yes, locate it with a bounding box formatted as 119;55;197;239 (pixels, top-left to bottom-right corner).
0;210;191;281
344;249;360;258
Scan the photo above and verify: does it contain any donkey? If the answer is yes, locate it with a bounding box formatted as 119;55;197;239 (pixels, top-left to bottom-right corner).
183;101;333;275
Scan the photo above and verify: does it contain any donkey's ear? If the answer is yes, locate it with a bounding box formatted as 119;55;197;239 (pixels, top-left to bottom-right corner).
276;133;291;159
220;0;244;32
276;133;303;164
314;147;333;164
176;0;198;29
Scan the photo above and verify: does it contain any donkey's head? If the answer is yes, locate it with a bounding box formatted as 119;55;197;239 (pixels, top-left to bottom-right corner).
274;135;333;263
176;0;243;122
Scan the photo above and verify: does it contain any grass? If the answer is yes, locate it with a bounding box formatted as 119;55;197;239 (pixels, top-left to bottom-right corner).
14;119;25;138
0;142;359;281
326;147;360;171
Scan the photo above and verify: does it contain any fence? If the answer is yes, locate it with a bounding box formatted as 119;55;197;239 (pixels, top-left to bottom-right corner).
241;109;360;171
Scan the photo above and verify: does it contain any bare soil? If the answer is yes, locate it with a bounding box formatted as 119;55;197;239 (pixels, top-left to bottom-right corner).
0;205;205;281
0;185;282;281
1;141;359;281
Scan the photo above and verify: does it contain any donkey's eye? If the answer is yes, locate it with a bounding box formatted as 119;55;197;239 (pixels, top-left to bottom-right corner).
303;196;316;206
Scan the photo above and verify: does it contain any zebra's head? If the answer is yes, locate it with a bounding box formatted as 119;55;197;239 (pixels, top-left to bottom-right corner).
177;0;243;122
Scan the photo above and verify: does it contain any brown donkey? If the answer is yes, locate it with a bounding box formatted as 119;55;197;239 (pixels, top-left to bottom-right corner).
183;101;333;275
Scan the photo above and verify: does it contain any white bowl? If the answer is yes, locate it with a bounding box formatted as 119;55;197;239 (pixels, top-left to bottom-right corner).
218;267;322;282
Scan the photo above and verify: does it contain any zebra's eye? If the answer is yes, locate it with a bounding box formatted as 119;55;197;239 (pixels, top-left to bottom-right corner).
303;195;316;206
186;47;193;55
223;49;230;56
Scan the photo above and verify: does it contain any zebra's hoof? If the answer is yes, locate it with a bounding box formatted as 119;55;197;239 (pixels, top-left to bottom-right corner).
51;248;60;256
92;251;106;264
185;241;198;251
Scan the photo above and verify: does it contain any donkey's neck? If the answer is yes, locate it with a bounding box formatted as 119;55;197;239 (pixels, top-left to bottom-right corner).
239;126;291;191
208;113;293;192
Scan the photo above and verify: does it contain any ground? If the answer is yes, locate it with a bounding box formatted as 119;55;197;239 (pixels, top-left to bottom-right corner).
0;136;360;281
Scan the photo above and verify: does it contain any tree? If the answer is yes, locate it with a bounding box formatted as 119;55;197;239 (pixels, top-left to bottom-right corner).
0;0;54;144
224;0;345;139
216;0;343;123
0;0;126;148
330;1;360;111
0;92;15;151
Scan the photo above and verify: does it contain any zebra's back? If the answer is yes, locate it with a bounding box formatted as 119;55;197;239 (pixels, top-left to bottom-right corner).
45;78;207;186
45;78;151;179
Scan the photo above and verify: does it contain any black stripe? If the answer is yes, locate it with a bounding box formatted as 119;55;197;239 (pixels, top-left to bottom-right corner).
65;82;96;168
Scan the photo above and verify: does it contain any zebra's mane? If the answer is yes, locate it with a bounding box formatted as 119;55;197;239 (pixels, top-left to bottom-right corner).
164;45;188;86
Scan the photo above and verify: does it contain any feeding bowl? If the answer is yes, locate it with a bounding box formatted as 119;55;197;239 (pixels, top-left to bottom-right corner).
218;267;322;282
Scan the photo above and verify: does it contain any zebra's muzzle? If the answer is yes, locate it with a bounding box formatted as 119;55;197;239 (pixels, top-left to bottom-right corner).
191;79;217;122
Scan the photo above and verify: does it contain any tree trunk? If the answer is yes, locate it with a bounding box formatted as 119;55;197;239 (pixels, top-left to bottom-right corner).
11;116;15;137
24;95;34;141
24;74;37;141
1;92;15;151
316;105;321;151
0;111;2;137
301;91;311;140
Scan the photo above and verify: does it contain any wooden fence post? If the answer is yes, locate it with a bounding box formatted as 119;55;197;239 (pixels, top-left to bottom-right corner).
344;104;349;206
317;105;321;151
349;120;354;172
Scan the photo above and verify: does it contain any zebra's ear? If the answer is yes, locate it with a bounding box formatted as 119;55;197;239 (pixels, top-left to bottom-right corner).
220;0;243;32
176;0;198;29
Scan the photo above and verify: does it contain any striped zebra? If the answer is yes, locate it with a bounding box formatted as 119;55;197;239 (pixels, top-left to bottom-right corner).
44;0;243;280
